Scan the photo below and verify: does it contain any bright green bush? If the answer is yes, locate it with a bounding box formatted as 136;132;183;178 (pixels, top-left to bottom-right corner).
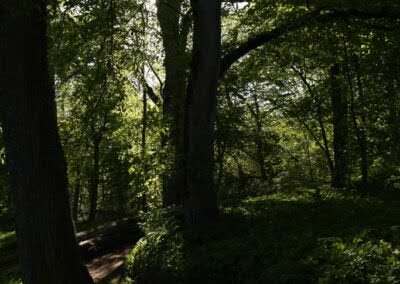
311;233;400;283
125;208;183;283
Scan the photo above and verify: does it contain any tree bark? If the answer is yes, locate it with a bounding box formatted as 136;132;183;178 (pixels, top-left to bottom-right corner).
252;92;268;180
354;56;368;189
88;135;101;222
72;173;81;223
215;139;226;193
317;110;335;181
184;0;221;224
141;79;148;212
344;53;369;189
156;0;190;207
0;1;93;283
330;63;348;188
385;70;400;170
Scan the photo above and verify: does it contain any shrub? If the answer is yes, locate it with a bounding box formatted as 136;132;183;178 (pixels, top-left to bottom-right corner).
125;207;183;283
310;232;400;283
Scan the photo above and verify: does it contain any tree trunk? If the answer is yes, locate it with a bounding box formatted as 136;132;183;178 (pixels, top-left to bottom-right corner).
303;131;316;184
252;93;268;180
72;175;81;223
316;102;335;182
385;71;400;171
343;46;369;190
215;135;226;194
354;56;368;189
156;0;190;207
0;1;93;283
88;136;101;222
141;82;148;212
184;0;221;224
330;63;348;188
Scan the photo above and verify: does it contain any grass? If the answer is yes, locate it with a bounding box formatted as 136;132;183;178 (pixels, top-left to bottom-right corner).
180;189;400;283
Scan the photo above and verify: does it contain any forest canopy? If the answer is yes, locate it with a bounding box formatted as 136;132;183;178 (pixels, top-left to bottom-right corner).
0;0;400;283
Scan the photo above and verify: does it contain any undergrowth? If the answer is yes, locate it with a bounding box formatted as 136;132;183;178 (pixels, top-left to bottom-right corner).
126;189;400;283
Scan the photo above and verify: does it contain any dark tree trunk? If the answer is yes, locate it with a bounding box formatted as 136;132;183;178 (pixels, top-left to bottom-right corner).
252;93;268;180
343;47;369;190
330;63;348;188
215;136;226;193
316;102;335;181
0;1;93;283
141;83;148;212
256;145;268;180
385;71;400;170
184;0;221;224
142;89;148;157
156;0;189;207
303;132;316;184
72;175;81;223
354;57;368;189
88;136;101;222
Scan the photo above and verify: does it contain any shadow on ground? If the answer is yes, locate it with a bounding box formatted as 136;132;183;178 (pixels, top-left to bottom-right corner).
181;191;400;283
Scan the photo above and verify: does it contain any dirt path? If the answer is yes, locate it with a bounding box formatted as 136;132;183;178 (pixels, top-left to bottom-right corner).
86;245;132;283
77;219;142;283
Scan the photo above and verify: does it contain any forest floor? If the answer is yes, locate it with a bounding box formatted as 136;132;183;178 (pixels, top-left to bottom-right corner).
87;245;132;282
2;189;400;283
0;219;140;284
176;189;400;283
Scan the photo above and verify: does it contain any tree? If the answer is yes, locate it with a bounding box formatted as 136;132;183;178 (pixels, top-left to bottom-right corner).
184;0;222;224
156;0;190;207
330;63;348;188
0;1;93;283
52;0;140;221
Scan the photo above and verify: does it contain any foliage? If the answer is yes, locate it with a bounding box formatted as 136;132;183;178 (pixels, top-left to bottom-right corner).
313;234;400;283
125;208;183;283
0;231;20;284
125;190;400;283
0;0;399;222
1;0;400;281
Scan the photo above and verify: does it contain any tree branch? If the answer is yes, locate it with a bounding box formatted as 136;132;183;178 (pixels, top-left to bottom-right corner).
144;81;162;107
220;7;400;78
